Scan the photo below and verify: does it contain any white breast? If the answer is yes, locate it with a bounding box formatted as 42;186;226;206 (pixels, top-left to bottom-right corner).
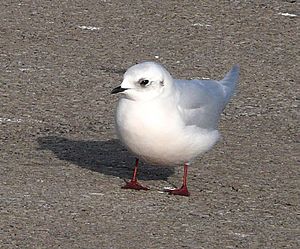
115;98;219;165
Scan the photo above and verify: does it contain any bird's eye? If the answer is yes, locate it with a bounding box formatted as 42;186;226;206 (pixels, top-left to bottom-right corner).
139;79;149;86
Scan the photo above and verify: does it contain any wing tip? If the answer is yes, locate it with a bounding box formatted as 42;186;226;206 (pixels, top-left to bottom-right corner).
223;64;240;83
231;64;240;75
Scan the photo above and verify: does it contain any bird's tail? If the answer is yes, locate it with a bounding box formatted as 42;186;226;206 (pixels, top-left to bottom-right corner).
220;64;240;104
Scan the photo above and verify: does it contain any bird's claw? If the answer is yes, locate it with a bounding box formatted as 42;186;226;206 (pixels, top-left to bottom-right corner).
164;185;190;196
122;179;149;191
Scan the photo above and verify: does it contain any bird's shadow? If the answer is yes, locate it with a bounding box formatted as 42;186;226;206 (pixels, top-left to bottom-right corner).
37;136;174;180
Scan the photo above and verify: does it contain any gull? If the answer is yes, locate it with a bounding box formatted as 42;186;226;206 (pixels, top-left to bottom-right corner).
111;61;239;196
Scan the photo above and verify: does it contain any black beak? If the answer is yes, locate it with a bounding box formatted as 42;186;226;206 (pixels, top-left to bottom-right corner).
111;86;128;94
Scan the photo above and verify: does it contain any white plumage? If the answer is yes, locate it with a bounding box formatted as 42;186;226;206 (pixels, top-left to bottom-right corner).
113;61;239;165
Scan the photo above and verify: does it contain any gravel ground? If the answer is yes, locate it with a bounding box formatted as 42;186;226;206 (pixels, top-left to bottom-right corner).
0;1;299;248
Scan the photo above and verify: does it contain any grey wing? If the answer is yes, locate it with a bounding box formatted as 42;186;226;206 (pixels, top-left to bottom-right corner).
175;64;239;129
176;79;226;129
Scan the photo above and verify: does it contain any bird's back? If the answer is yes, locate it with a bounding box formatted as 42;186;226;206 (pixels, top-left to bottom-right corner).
175;65;239;130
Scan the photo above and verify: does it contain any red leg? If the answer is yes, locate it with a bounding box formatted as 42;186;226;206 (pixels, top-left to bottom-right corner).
122;158;149;191
165;163;190;196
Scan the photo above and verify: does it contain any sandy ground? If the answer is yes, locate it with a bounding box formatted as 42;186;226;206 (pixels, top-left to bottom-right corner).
0;1;299;248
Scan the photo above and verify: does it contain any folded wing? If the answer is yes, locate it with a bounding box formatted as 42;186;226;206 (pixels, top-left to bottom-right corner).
176;65;239;129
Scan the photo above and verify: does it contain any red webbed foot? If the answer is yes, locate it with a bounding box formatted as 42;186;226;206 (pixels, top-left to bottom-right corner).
164;162;190;196
121;158;149;191
164;185;190;196
122;179;149;191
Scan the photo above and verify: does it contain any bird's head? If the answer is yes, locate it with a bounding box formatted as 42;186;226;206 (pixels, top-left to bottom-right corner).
111;61;173;101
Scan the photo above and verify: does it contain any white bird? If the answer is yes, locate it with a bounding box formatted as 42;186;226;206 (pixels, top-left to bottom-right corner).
111;61;239;196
